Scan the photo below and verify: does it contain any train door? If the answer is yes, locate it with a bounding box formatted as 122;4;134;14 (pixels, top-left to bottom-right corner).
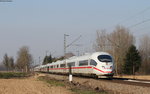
47;66;49;72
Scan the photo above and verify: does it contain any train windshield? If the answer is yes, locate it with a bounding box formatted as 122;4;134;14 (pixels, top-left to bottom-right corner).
98;55;112;62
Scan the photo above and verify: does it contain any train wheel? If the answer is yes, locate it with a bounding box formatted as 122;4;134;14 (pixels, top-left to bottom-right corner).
107;76;113;80
91;74;98;79
94;75;98;79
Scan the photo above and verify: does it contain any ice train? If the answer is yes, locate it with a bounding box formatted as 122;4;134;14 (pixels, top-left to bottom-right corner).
35;52;115;78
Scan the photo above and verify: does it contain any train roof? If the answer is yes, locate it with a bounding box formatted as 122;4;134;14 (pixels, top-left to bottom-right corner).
66;52;111;62
35;52;111;68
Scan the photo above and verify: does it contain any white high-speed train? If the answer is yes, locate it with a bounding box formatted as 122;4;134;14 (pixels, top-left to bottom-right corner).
35;52;115;78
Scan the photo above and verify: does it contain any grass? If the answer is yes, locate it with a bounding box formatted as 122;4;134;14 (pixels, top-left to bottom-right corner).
38;76;65;87
0;72;28;79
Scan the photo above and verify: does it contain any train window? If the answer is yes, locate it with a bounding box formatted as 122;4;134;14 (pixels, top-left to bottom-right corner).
79;60;88;66
57;65;59;68
90;59;97;66
67;62;75;67
98;55;112;62
60;64;65;67
51;66;53;68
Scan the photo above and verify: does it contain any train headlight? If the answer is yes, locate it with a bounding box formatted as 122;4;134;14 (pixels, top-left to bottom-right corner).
102;66;105;69
110;66;112;69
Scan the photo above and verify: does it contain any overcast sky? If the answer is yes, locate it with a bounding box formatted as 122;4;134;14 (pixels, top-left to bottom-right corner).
0;0;150;65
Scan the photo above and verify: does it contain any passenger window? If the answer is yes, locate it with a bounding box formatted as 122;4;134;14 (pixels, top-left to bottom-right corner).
60;64;65;67
79;60;88;66
90;59;97;66
51;66;53;68
67;62;75;67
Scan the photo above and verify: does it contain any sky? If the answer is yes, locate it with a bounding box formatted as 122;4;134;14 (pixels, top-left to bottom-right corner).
0;0;150;65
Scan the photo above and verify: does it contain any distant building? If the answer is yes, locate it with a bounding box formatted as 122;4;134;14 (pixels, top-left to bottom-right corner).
65;52;75;58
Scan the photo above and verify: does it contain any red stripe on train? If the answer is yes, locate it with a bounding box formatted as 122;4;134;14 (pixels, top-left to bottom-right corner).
48;66;92;70
93;67;112;73
48;66;112;73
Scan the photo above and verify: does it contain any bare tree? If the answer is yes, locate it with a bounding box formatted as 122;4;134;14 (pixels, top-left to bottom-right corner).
2;53;9;71
139;35;150;74
109;26;135;75
94;29;111;52
9;57;15;71
94;26;135;75
16;46;33;73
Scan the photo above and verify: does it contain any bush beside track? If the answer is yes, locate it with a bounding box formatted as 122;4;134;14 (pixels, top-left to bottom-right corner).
0;72;28;79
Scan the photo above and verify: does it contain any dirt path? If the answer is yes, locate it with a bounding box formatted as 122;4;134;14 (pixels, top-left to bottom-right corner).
0;74;74;94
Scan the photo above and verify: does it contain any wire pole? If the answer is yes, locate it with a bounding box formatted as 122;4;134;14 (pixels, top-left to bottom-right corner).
39;56;41;65
66;35;82;48
45;50;48;64
63;34;81;81
64;34;69;59
64;34;69;78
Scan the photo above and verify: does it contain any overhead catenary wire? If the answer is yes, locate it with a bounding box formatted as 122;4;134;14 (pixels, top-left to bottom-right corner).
106;6;150;31
128;18;150;28
118;6;150;25
66;35;82;48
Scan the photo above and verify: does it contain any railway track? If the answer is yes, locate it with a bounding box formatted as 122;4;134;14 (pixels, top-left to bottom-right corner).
76;76;150;87
102;77;150;87
39;72;150;87
38;72;150;94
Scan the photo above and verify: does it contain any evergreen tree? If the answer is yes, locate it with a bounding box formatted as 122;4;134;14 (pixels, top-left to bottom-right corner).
42;54;53;65
42;55;65;65
123;45;141;75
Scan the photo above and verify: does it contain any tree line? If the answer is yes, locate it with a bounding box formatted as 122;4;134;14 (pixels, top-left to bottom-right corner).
1;46;33;73
42;53;74;65
94;25;150;75
42;55;64;65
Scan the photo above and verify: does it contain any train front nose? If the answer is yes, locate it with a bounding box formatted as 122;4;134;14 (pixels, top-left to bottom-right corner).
97;55;114;73
101;63;113;73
